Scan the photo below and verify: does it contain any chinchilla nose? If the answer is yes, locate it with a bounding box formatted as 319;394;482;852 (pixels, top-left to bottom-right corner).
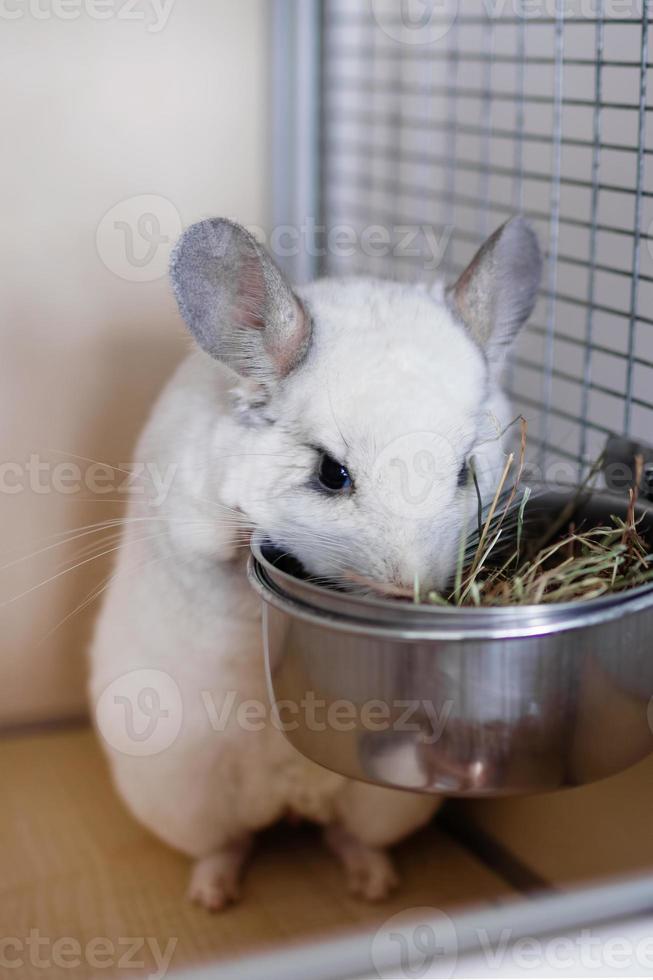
387;531;460;595
388;557;447;596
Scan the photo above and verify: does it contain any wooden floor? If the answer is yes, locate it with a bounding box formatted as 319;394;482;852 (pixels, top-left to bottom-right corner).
2;728;516;978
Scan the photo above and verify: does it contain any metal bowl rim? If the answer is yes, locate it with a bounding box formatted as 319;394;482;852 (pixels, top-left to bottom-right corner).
248;549;653;641
251;529;653;613
250;487;653;633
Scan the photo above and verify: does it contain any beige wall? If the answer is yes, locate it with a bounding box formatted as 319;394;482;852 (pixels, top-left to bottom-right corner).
0;0;270;725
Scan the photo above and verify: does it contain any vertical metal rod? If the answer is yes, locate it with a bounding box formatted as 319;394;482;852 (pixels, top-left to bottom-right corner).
477;3;494;241
270;0;294;245
316;1;329;280
538;0;565;472
512;13;526;214
442;0;460;279
420;15;439;284
578;4;605;478
388;24;404;281
293;0;323;285
367;4;382;279
624;0;650;434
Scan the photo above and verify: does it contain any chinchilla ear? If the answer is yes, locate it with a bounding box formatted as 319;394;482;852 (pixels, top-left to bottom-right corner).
447;216;542;367
170;219;311;386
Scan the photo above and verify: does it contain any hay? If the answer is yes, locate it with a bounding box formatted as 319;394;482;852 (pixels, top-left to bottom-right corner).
425;422;653;607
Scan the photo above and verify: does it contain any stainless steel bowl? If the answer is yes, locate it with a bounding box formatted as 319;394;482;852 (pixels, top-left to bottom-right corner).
247;490;653;796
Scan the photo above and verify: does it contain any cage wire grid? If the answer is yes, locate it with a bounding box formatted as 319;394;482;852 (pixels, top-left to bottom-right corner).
316;0;653;479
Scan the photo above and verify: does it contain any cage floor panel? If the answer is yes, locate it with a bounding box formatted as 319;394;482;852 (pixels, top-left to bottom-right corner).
1;728;516;979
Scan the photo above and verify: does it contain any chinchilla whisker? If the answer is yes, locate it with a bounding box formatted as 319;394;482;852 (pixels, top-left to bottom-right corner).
47;448;136;478
0;517;231;574
38;544;180;647
0;529;176;609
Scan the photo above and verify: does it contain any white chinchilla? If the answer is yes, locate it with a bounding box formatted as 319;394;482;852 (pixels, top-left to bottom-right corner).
89;216;541;910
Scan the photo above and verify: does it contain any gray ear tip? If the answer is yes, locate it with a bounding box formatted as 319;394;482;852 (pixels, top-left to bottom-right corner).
170;217;242;273
501;215;543;286
169;219;235;335
505;214;542;259
170;219;213;282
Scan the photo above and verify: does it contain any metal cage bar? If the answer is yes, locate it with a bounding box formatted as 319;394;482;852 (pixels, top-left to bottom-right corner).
270;0;323;285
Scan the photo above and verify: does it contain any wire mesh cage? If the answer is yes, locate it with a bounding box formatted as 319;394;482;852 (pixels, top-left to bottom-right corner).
315;0;653;480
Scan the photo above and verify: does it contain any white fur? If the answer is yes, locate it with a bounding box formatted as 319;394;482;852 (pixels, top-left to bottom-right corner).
89;274;516;904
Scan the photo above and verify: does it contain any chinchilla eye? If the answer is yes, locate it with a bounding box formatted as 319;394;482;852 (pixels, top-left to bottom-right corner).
318;452;352;492
457;460;470;488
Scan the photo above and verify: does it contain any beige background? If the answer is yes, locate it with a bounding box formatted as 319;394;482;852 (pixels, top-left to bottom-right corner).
0;0;270;726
